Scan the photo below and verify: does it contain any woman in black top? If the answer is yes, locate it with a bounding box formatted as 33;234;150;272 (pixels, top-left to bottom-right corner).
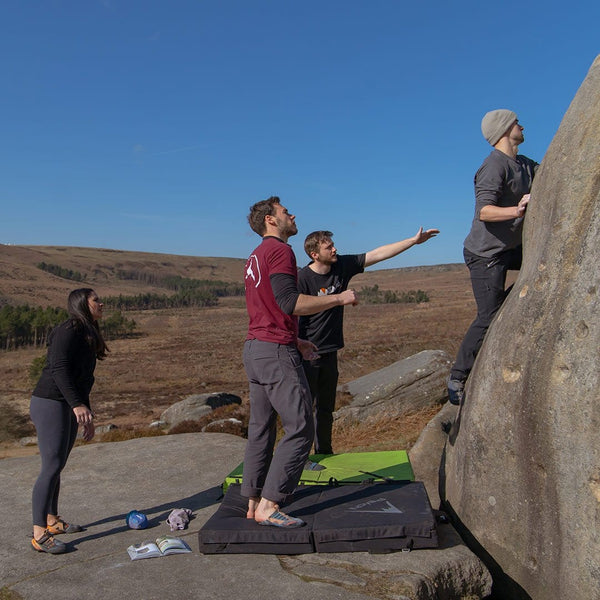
30;288;108;554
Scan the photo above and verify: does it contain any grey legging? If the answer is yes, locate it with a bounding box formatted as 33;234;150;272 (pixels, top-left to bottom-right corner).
30;396;79;528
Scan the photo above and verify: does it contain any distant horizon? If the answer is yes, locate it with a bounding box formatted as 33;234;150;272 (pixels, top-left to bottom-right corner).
0;242;464;271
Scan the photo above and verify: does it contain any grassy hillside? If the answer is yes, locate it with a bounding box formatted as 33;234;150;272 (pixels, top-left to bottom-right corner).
0;244;479;458
0;244;246;307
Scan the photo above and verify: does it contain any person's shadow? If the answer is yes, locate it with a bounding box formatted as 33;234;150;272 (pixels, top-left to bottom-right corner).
64;485;223;551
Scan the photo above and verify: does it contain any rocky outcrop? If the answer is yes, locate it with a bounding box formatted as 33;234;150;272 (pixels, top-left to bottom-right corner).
160;392;241;427
279;525;493;600
444;56;600;599
334;350;451;425
201;417;244;434
409;402;458;510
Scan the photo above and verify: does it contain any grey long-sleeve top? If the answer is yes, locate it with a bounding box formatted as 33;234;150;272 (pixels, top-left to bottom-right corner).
463;149;538;258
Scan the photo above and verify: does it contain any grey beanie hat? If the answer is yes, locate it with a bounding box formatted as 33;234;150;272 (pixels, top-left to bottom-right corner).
481;109;517;145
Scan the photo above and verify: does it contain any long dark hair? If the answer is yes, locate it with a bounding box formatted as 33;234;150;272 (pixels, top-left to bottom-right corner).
67;288;108;360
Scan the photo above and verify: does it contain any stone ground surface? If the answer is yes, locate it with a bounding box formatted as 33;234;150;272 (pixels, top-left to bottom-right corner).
0;432;491;600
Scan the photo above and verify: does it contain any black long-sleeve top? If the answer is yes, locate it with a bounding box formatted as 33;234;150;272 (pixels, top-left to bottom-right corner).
32;320;96;409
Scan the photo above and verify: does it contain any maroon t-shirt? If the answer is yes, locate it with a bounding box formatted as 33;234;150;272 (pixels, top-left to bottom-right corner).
245;236;298;345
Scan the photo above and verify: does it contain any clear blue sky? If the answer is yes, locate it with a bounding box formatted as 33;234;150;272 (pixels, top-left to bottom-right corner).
1;1;598;268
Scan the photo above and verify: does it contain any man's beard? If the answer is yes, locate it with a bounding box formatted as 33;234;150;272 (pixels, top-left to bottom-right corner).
278;219;297;238
319;255;337;266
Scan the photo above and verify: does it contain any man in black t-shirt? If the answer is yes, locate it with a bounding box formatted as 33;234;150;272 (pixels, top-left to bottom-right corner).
298;226;439;454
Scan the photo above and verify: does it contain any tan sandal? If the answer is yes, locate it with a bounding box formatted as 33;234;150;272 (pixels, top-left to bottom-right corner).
46;517;83;535
31;530;67;554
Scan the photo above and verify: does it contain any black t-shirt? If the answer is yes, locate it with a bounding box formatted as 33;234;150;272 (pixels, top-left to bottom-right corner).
297;254;365;353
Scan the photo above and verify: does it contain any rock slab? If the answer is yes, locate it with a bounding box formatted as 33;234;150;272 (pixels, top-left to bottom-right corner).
160;391;241;426
1;432;492;599
335;350;452;425
444;55;600;600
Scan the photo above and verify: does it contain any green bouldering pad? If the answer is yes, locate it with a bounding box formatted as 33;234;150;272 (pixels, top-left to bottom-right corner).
223;450;414;492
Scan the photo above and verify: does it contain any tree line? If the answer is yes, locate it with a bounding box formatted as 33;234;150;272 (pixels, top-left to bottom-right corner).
0;305;67;350
0;305;137;351
161;275;244;297
104;290;220;311
101;311;137;340
37;264;246;300
360;285;430;304
37;262;85;282
117;270;245;297
116;269;161;285
104;277;244;310
1;283;428;351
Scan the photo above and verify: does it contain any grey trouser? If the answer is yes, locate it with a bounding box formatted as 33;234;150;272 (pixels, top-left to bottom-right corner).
241;339;314;504
30;395;78;527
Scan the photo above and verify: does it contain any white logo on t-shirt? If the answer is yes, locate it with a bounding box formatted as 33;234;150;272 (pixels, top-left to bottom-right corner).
245;255;261;288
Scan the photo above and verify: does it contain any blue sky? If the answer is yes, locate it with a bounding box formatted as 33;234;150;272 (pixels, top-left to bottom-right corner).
1;1;598;269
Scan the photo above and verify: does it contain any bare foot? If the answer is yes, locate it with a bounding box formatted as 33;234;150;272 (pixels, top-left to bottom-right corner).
253;498;280;523
246;496;260;519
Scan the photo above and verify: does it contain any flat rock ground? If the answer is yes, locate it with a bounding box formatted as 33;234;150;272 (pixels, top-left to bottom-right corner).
0;433;491;600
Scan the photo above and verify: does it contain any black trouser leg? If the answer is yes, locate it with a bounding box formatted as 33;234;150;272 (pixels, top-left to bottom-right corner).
303;351;338;455
451;247;522;381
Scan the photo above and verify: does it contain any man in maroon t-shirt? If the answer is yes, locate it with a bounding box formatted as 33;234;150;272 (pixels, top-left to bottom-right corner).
242;196;357;528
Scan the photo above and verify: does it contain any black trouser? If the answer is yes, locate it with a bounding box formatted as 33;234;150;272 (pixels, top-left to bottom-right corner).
303;351;338;455
30;396;78;528
450;246;522;382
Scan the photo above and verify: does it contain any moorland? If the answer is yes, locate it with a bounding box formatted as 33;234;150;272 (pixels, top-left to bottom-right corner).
0;244;487;458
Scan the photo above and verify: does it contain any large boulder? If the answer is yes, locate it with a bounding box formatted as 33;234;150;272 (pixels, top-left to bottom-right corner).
444;56;600;599
334;350;452;425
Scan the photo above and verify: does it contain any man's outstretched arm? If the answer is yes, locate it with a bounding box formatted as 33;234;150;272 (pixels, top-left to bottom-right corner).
364;227;439;268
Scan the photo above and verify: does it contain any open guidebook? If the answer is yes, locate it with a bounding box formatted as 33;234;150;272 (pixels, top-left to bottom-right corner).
127;535;192;560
